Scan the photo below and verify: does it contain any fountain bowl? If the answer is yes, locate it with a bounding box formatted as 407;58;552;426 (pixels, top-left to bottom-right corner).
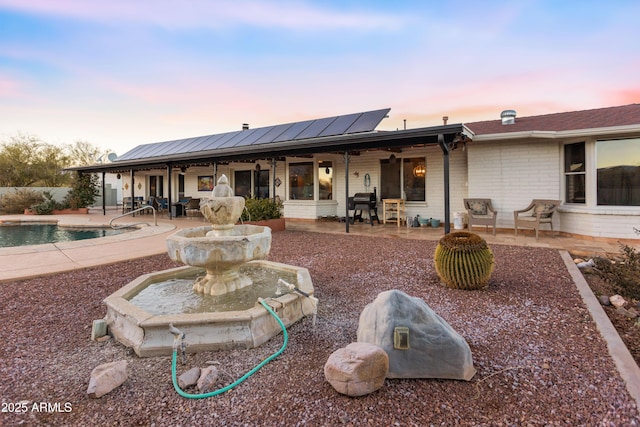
166;224;271;295
103;260;315;357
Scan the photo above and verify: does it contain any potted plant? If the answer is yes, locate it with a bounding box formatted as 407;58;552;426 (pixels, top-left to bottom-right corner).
239;198;285;231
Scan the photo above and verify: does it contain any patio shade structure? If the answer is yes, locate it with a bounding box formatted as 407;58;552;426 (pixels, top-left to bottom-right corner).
68;108;469;233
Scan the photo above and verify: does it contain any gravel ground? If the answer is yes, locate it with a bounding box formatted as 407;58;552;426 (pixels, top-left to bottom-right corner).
1;230;639;426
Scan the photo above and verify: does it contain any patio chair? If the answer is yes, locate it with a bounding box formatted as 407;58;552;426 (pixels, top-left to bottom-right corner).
185;198;202;217
463;198;498;235
513;199;560;239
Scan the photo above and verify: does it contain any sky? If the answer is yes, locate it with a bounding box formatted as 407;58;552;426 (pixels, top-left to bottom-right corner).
1;0;639;158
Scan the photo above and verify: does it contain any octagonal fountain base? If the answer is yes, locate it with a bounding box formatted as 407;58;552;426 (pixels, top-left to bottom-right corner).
103;260;315;357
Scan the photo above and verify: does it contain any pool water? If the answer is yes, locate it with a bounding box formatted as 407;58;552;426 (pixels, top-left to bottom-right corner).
0;223;131;248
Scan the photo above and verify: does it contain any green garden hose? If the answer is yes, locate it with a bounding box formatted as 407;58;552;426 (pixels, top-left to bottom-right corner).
171;298;288;399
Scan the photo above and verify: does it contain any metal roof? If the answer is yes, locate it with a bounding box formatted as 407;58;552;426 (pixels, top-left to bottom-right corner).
116;108;391;161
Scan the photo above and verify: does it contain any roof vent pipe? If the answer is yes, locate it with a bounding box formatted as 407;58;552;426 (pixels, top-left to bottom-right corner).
500;110;516;125
242;123;249;130
442;116;449;125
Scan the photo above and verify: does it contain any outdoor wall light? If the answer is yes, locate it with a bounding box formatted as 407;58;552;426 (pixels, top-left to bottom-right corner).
413;164;426;178
394;326;410;350
389;153;396;164
255;162;261;171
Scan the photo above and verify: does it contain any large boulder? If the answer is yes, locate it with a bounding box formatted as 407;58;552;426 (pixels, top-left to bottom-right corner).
324;342;388;397
357;290;476;381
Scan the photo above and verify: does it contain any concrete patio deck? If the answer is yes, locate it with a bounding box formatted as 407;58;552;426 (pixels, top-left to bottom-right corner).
1;209;639;282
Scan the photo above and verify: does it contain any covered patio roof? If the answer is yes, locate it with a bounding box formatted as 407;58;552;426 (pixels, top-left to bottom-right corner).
69;109;470;234
69;108;468;173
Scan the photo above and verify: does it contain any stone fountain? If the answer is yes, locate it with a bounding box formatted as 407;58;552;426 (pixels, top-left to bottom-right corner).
103;175;315;357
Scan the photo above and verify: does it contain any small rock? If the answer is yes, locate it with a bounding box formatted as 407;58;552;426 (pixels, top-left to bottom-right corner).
87;360;128;398
197;365;219;393
610;295;627;308
616;307;638;319
324;342;388;397
598;295;611;306
178;367;201;389
573;258;585;264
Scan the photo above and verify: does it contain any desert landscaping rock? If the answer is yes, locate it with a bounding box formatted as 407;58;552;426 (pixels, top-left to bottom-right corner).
324;342;388;396
357;289;476;380
610;294;627;308
599;295;612;306
86;360;128;398
1;231;638;425
178;367;201;389
197;365;219;392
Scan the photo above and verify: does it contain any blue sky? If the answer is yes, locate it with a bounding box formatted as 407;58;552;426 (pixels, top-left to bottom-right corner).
1;0;639;157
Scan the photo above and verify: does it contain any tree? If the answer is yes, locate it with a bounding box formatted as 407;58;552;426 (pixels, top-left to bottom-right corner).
0;134;107;187
0;134;46;186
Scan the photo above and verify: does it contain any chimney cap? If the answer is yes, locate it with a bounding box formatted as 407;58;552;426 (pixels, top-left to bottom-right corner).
242;123;249;130
500;110;516;125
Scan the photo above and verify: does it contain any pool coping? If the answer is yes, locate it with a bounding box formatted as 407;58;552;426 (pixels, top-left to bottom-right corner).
0;215;176;282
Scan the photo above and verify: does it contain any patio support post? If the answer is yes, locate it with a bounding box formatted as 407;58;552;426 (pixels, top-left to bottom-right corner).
345;150;350;233
271;158;277;202
213;162;217;183
438;134;451;234
167;163;173;219
101;171;106;215
130;169;135;217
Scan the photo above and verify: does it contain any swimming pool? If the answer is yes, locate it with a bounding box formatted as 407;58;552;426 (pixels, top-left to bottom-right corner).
0;223;132;248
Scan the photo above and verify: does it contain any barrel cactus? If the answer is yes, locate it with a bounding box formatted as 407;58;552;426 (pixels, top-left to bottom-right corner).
434;231;494;290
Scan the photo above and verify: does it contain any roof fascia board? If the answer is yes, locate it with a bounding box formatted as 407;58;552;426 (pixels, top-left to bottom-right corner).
472;124;640;142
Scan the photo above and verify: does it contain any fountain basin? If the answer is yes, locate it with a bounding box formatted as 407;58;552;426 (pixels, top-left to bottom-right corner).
166;224;271;295
103;260;315;357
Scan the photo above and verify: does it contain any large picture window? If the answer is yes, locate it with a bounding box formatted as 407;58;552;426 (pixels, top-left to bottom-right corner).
289;162;314;200
597;138;640;206
564;142;585;204
234;170;251;198
380;156;425;201
318;161;333;200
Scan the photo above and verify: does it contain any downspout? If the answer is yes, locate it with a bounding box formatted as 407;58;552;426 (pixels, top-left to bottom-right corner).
344;151;349;233
101;171;106;215
438;134;451;234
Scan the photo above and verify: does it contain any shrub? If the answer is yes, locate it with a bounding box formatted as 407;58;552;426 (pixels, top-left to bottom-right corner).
240;198;282;222
0;188;45;214
595;243;640;300
30;191;64;215
434;231;495;290
62;173;99;209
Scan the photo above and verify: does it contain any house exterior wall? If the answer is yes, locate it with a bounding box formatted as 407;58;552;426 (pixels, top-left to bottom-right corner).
467;138;640;239
467;139;561;230
280;146;468;223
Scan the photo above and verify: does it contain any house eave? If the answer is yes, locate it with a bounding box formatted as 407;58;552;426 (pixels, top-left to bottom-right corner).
471;124;640;142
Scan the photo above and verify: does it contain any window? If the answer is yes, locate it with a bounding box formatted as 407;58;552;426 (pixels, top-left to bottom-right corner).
234;170;251;198
149;176;164;197
403;158;426;202
380;158;401;199
289;162;314;200
380;157;425;201
597;138;640;206
318;161;333;200
255;170;270;199
564;142;585;204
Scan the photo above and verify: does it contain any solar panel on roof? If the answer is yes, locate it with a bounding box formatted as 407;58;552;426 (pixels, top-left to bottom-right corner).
294;117;337;140
318;112;362;137
114;108;390;162
232;126;273;147
346;108;390;133
272;120;314;142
